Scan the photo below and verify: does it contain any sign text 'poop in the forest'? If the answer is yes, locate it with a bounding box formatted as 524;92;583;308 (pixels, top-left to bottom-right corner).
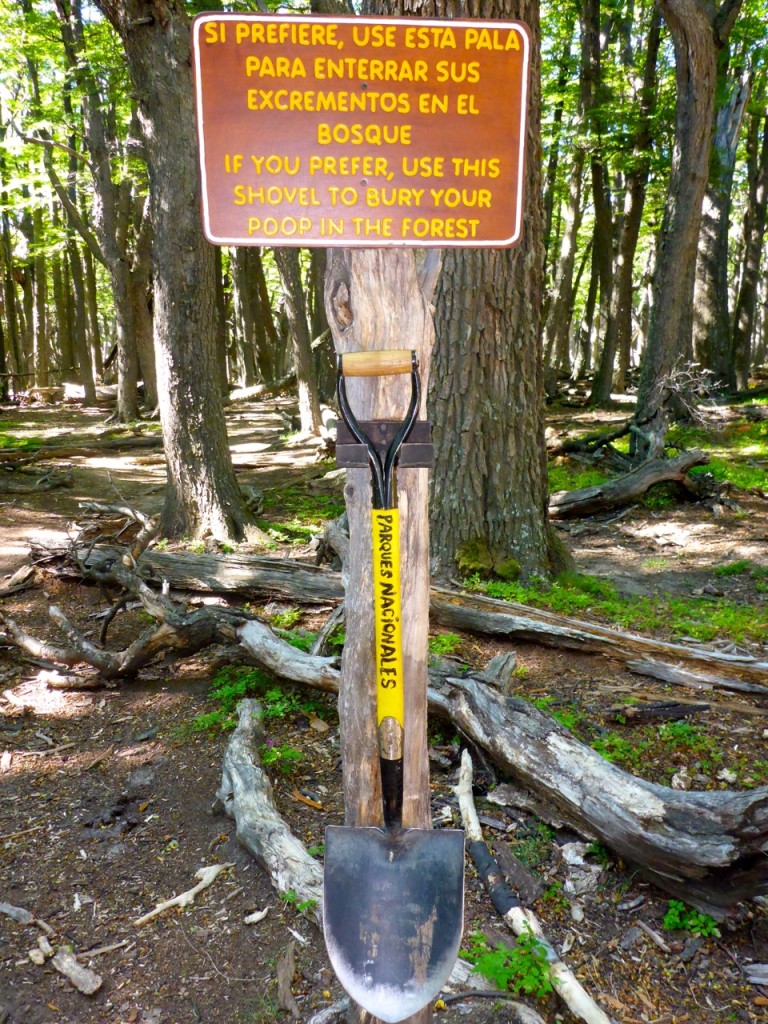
192;14;531;248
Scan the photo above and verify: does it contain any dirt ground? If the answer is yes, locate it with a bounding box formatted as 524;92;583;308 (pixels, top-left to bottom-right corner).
0;396;767;1024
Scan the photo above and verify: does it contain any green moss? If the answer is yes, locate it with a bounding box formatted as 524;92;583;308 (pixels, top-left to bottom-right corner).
493;556;521;581
456;537;494;576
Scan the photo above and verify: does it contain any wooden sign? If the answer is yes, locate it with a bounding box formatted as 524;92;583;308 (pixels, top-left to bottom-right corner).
192;14;530;248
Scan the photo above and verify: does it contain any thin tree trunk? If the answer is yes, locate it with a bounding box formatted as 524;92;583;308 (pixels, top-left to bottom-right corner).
692;71;750;391
66;239;97;404
273;246;323;434
585;0;616;405
82;246;104;378
732;112;768;389
31;207;49;388
575;233;599;377
543;148;586;376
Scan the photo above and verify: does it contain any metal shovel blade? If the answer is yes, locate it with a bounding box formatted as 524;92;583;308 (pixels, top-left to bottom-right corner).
323;824;465;1023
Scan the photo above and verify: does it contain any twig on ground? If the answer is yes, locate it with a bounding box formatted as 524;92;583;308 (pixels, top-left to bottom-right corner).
133;863;234;926
454;748;615;1024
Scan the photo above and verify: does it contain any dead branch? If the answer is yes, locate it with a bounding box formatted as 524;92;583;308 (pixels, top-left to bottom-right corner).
455;749;614;1024
548;449;709;518
215;699;323;922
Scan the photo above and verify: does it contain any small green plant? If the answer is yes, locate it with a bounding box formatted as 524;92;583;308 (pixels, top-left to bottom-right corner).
277;628;317;653
270;608;302;629
662;899;720;938
260;743;304;773
428;632;463;657
306;843;325;858
511;822;554;868
279;888;318;915
327;626;346;652
586;841;612;866
464;927;553;999
541;880;570;912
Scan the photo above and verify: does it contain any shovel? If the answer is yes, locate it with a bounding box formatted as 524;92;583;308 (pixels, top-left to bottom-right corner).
323;350;465;1024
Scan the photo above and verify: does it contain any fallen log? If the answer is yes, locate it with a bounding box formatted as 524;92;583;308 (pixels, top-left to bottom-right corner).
548;449;709;518
33;544;768;689
215;698;323;923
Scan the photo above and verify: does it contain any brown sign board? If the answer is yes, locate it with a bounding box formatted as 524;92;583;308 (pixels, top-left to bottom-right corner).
192;14;530;248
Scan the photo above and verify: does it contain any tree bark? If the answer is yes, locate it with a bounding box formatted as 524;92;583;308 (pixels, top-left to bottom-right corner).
732;111;768;389
692;70;750;391
273;247;323;434
632;0;741;457
608;10;661;393
94;0;254;541
325;247;435;835
543;147;586;377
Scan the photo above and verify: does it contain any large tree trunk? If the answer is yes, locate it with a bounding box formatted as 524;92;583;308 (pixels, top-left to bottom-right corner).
692;71;750;391
632;0;741;458
732;111;768;389
95;0;254;541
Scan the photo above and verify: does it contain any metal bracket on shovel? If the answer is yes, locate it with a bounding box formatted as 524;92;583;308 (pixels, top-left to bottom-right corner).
323;349;465;1024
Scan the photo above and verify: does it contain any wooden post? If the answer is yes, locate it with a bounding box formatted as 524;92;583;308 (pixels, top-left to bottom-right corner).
325;247;438;1024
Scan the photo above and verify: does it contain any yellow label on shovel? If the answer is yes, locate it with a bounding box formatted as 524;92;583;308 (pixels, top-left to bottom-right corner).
372;508;404;731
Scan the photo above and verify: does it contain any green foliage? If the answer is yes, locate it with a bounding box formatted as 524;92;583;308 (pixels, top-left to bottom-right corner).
279;888;318;915
326;626;346;652
541;880;570;912
463;928;553;999
277;628;316;653
662;900;721;938
270;608;302;629
261;743;304;773
428;632;463;657
189;666;323;734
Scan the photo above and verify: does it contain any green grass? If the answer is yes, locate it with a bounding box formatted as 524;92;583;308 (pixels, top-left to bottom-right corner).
428;632;463;656
0;432;41;450
467;571;768;644
547;463;611;493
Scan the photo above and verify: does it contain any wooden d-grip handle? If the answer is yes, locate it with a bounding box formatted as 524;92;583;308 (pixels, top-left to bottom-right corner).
340;350;414;377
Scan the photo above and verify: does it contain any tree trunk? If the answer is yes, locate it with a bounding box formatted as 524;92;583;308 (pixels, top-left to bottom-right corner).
732;112;768;389
31;206;49;389
82;247;104;379
632;0;740;457
543;147;586;376
131;202;157;410
95;0;254;542
67;241;97;404
231;247;263;388
692;71;750;391
609;10;661;394
584;0;616;406
575;231;599;377
273;247;323;435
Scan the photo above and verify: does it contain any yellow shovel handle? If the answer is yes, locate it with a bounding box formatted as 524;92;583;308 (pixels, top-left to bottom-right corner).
371;508;405;760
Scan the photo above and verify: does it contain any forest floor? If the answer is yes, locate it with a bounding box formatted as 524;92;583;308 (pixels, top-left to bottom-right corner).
0;393;767;1024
